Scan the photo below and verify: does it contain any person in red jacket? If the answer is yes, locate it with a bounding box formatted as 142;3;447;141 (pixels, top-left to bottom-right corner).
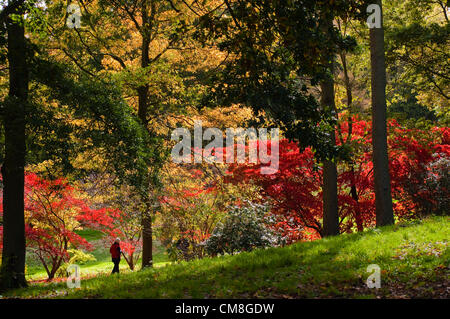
110;238;122;274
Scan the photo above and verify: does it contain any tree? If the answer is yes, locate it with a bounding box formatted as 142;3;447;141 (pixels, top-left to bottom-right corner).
0;0;28;290
0;1;156;289
385;0;449;120
159;165;228;261
44;0;204;268
369;0;394;226
75;175;148;272
225;118;449;239
194;0;368;237
320;11;340;237
225;140;326;238
157;104;256;261
0;173;98;280
78;204;143;271
23;174;93;280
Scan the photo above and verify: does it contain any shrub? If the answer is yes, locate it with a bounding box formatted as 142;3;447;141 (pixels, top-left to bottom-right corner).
56;249;96;278
421;154;450;216
205;202;280;256
226;119;450;238
165;229;212;262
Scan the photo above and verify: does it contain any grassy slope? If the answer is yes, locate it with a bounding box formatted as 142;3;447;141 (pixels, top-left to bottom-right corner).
5;216;449;299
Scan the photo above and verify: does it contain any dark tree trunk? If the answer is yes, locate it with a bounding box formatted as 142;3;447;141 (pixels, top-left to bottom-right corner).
141;207;153;268
0;5;28;290
322;159;339;237
321;79;340;237
129;252;135;271
139;2;153;269
321;134;340;235
320;14;340;238
139;85;153;269
350;169;364;232
369;0;394;227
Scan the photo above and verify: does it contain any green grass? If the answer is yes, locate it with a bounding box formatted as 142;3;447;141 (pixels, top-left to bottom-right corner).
75;229;104;241
4;216;449;299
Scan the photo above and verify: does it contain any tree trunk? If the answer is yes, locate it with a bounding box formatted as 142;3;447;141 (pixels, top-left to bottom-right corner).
139;90;153;269
369;0;394;227
139;2;153;269
137;78;152;269
0;5;28;290
320;15;340;237
350;169;364;232
129;252;134;271
141;207;153;268
321;80;340;237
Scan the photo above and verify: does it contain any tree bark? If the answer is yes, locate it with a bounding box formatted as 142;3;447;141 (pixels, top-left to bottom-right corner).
141;207;153;268
320;14;340;237
321;78;340;237
369;0;394;227
139;1;153;269
0;4;28;290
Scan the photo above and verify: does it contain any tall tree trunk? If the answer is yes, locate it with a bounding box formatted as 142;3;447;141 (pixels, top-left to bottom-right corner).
320;14;340;237
0;5;28;290
369;0;394;226
350;168;364;232
321;79;340;237
137;74;152;269
141;204;153;268
139;2;153;269
139;87;153;269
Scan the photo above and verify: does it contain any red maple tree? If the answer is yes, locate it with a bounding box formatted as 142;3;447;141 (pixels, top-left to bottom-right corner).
77;207;142;270
17;174;93;279
225;119;449;241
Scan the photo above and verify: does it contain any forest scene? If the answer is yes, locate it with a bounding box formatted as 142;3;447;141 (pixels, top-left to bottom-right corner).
0;0;448;301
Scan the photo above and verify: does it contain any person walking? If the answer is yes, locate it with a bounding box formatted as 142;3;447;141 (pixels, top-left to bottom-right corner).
110;238;122;274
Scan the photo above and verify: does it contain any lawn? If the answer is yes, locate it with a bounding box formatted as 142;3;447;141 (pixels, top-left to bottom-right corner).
3;216;449;299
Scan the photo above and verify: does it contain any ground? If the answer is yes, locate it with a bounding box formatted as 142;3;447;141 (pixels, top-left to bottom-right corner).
2;216;449;299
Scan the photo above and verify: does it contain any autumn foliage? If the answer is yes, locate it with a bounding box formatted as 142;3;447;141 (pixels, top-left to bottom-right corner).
77;207;142;270
1;119;447;275
0;174;94;279
225;119;450;241
0;173;143;278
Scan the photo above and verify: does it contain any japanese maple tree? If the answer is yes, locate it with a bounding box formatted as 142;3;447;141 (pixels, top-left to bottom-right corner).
21;174;92;280
225;119;449;240
77;206;142;270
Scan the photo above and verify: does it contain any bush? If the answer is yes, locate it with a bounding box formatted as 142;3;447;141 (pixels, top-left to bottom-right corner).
421;154;450;216
56;249;96;278
205;202;280;256
166;229;210;262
